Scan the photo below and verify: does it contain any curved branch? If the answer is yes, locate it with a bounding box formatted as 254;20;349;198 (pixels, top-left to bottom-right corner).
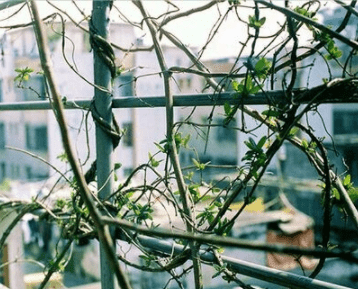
28;2;132;289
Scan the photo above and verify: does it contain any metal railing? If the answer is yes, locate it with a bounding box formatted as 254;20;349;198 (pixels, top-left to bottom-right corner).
0;1;356;289
0;93;356;289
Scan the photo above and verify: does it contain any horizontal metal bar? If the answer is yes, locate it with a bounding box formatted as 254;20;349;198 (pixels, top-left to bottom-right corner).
0;0;25;11
0;92;271;111
1;90;357;111
138;235;353;289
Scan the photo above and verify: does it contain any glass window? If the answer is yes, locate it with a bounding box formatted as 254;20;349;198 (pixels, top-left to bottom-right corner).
22;76;46;101
0;123;5;149
122;122;133;147
25;124;48;151
0;80;3;102
334;111;358;135
0;162;6;180
113;75;133;97
216;119;237;143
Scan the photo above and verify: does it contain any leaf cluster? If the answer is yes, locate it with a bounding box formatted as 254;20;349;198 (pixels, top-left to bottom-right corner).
242;136;267;179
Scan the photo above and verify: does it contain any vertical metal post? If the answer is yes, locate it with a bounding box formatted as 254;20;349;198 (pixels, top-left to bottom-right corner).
92;2;115;289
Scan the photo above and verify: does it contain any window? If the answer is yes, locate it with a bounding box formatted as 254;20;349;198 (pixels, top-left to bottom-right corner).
216;119;237;142
113;75;133;97
83;31;91;52
11;164;20;179
186;77;192;88
22;76;46;101
178;78;185;89
0;123;5;149
0;80;3;102
122;122;133;147
334;111;358;135
216;157;237;166
25;124;48;151
26;166;32;180
0;162;6;180
123;167;133;176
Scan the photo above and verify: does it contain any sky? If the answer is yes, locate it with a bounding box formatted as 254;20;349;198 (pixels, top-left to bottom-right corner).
0;0;337;59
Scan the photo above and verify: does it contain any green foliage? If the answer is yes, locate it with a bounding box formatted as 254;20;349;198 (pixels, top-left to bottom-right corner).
148;152;160;167
14;67;34;83
139;254;156;267
212;263;227;279
293;7;316;18
248;15;266;28
262;108;282;118
254;57;272;80
224;102;232;117
288;127;300;138
56;198;67;210
116;66;125;77
192;158;210;171
338;174;358;203
188;183;201;203
155;133;190;154
62;96;67;106
128;203;154;224
184;171;194;181
116;191;134;210
325;39;343;59
214;217;234;236
301;139;317;154
197;198;224;226
57;151;68;163
312;30;342;60
292;6;342;60
48;259;66;272
242;136;267;179
322;174;358;215
0;179;11;192
292;6;318;30
228;0;240;5
232;75;261;97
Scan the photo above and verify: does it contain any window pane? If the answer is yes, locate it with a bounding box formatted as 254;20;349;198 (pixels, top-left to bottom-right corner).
0;123;5;149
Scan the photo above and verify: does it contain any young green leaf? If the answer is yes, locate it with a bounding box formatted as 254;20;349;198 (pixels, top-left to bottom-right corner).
224;102;232;116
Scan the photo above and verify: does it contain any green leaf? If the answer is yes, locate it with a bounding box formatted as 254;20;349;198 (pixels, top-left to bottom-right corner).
192;158;201;169
57;152;68;162
248;15;266;28
289;127;299;137
259;17;266;26
262;110;281;117
257;136;267;149
301;139;309;149
343;174;351;187
148;152;160;167
231;80;239;91
154;142;165;153
224;102;232;116
249;84;261;94
182;134;191;147
14;67;34;82
348;188;358;203
332;188;340;201
254;57;272;79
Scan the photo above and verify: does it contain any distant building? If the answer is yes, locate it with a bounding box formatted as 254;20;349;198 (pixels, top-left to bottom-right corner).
0;22;198;183
176;57;283;179
283;7;358;183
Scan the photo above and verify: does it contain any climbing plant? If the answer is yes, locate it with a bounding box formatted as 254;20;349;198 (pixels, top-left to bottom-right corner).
1;1;358;289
